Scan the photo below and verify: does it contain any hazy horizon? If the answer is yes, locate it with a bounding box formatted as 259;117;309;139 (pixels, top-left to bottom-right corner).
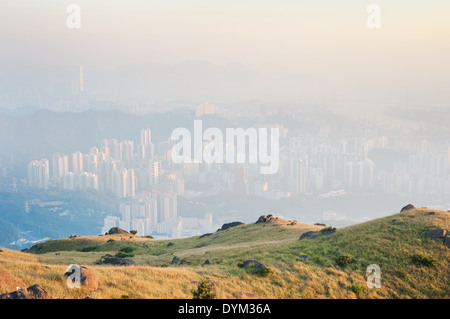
1;0;449;106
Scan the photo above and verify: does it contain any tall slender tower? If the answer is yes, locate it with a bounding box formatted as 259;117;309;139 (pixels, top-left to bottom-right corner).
79;66;84;92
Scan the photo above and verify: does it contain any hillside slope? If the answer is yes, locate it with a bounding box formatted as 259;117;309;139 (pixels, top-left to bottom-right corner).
1;208;449;299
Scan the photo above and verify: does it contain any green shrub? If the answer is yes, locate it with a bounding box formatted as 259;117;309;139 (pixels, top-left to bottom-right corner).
107;239;115;243
412;253;437;267
351;282;365;296
241;265;273;277
312;256;326;266
115;251;134;258
192;278;216;299
336;253;353;267
119;246;136;253
115;246;136;258
77;246;99;252
252;266;273;277
322;226;336;232
130;230;138;235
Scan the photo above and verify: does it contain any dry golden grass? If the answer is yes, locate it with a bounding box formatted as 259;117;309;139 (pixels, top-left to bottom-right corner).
0;208;449;299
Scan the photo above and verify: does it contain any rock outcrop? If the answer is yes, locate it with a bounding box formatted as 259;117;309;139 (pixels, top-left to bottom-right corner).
321;228;337;236
400;204;415;212
297;255;310;260
64;266;98;291
255;215;275;224
241;260;265;269
0;284;51;299
299;228;337;240
299;231;321;240
217;222;244;231
102;257;136;266
179;259;190;266
107;227;130;235
0;268;26;293
421;229;447;240
444;237;450;247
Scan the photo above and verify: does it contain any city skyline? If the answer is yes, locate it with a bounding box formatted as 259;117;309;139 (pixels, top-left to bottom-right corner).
20;102;450;240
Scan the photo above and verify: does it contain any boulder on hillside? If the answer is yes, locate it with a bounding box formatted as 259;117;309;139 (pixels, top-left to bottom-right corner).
421;229;447;240
320;228;337;236
64;266;98;291
217;221;244;231
179;259;190;266
167;242;174;247
0;284;51;299
81;267;98;291
400;204;415;212
199;233;213;239
203;259;211;265
255;214;274;224
391;219;405;225
107;227;130;235
444;237;450;248
299;231;320;240
0;268;26;293
297;255;310;260
241;260;265;269
171;256;180;264
102;257;136;266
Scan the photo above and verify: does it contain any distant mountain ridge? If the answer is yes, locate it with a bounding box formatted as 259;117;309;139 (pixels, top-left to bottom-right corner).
0;61;331;104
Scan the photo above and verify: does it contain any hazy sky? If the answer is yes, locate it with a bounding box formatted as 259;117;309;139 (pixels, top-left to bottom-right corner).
1;0;449;105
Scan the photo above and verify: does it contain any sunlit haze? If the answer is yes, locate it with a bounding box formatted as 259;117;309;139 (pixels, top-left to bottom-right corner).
1;0;449;105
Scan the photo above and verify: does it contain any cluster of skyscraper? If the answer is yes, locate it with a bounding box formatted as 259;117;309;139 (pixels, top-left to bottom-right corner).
27;159;49;190
242;134;450;199
25;115;450;237
27;128;182;195
26;128;189;236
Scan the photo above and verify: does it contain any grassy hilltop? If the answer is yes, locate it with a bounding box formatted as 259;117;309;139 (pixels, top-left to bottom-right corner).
0;207;449;299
